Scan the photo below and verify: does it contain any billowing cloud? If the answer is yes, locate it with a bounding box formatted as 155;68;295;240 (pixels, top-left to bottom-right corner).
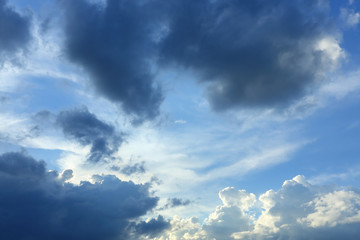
56;107;123;163
0;151;168;239
159;0;343;111
156;175;360;240
0;0;31;64
60;0;343;120
60;0;163;123
132;215;171;239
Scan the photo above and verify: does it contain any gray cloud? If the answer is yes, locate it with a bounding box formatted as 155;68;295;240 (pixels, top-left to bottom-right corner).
121;162;146;176
60;0;341;116
0;0;31;64
159;0;340;111
160;198;192;211
61;0;163;123
56;107;123;163
0;151;168;240
110;162;146;176
132;215;171;239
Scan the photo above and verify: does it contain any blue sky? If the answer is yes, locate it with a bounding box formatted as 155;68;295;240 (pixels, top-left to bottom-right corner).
1;0;360;239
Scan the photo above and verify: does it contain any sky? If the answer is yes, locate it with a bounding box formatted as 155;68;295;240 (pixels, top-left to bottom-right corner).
1;0;360;239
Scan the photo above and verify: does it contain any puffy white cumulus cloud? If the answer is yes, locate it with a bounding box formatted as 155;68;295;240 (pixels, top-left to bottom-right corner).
300;190;360;228
155;175;360;240
153;216;207;240
219;187;256;210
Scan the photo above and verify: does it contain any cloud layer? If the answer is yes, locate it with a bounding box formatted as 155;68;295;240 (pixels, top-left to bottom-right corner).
0;151;168;240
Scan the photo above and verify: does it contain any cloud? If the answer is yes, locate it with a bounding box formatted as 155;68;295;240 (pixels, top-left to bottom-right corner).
340;8;360;27
60;0;163;123
160;198;192;211
159;0;343;111
0;0;31;65
155;216;207;240
131;215;171;239
156;175;360;240
0;151;167;240
121;162;146;175
59;0;344;120
56;107;123;163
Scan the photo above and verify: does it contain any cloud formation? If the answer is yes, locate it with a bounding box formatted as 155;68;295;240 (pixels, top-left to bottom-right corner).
59;0;343;120
0;151;168;240
61;0;163;123
159;0;343;111
156;175;360;240
0;0;31;64
56;107;123;163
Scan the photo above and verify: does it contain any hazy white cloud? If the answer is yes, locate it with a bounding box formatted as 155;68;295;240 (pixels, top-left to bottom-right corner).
340;8;360;27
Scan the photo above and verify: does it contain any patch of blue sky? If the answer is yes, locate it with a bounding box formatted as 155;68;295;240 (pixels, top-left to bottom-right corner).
290;95;360;184
25;147;63;171
16;75;81;113
0;141;62;171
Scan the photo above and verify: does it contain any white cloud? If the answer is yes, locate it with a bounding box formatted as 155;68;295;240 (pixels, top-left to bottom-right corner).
340;8;360;27
219;187;256;210
174;120;187;124
315;37;345;65
155;175;360;240
153;216;207;240
309;165;360;185
300;190;360;228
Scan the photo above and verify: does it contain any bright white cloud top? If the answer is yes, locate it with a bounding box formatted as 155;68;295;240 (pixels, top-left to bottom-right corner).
155;176;360;240
1;0;360;239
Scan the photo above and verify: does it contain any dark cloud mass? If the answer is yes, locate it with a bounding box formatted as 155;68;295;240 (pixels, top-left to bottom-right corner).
0;0;31;64
61;0;163;123
61;0;338;115
132;215;171;238
57;108;123;163
0;151;167;240
159;0;337;110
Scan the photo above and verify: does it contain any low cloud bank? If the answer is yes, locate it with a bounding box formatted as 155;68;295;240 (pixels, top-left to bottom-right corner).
156;175;360;240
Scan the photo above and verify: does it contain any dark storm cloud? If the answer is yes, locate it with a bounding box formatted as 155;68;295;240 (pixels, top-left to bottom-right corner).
61;0;339;114
159;0;338;110
56;108;123;163
0;151;167;240
0;0;31;64
132;215;171;238
61;0;163;123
